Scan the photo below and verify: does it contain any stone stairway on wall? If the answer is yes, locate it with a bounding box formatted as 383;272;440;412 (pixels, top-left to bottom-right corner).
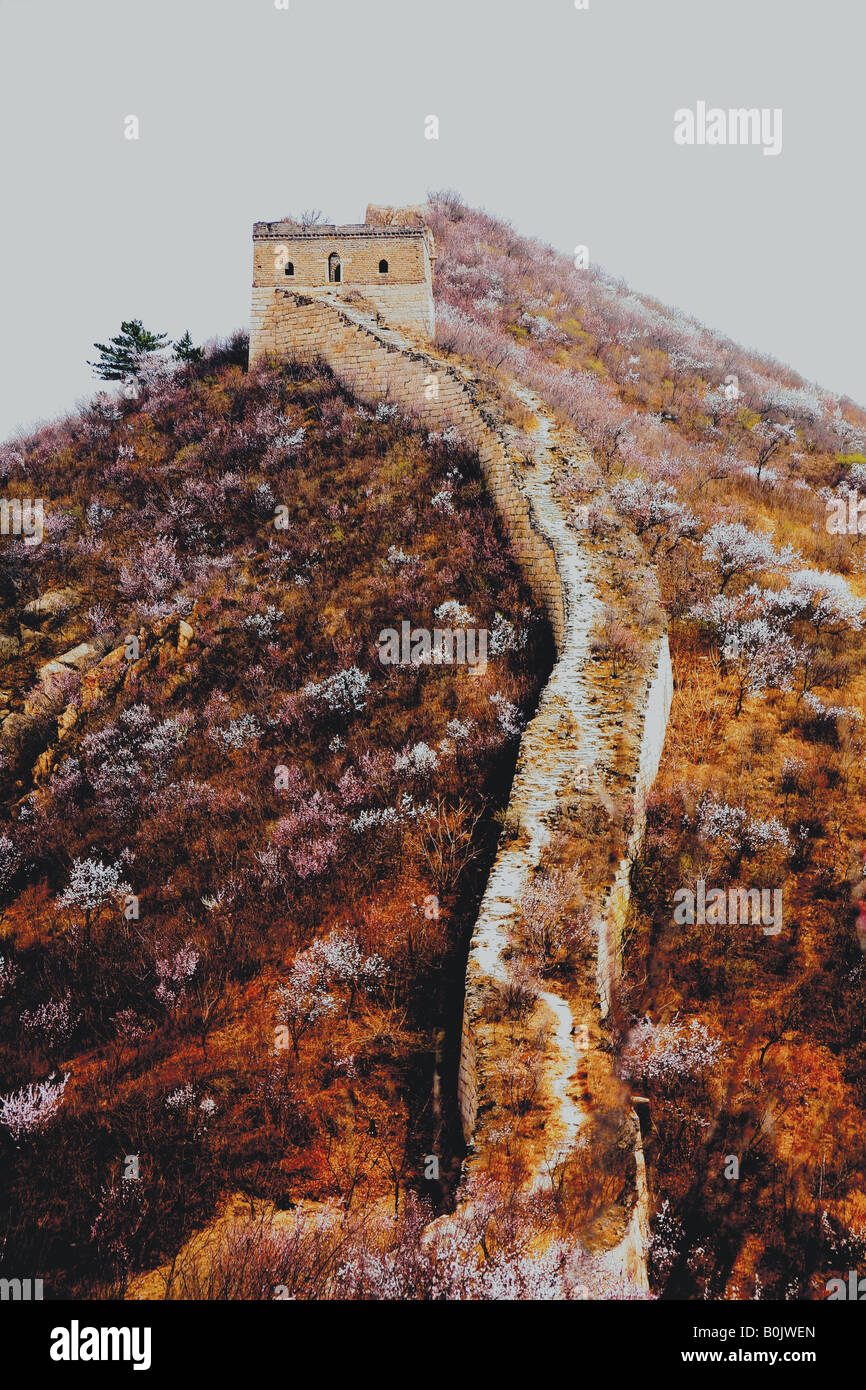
250;290;674;1291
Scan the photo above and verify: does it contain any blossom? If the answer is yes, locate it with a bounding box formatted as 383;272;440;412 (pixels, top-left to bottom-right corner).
610;477;697;553
430;490;455;515
433;599;475;626
244;604;283;640
394;742;439;777
165;1082;196;1111
721;616;800;703
0;1074;69;1144
155;941;200;1008
257;794;346;884
759;382;828;422
385;545;418;568
315;928;387;994
275;928;386;1053
490;692;524;738
445;717;475;741
802;692;863;729
619;1016;723;1084
697;796;791;855
302;666;371;716
700;521;799;591
119;536;183;604
20;992;81;1052
776;569;864;634
0;956;19;998
488;613;523;655
351;807;401;834
140;713;192;783
86;499;114;530
274;425;306;454
112;1008;150;1044
519;865;589;971
56;857;132;916
0;834;21;893
275;965;337;1057
207;714;263;750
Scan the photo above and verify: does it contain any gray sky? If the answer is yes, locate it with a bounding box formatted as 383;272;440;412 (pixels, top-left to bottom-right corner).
1;0;863;441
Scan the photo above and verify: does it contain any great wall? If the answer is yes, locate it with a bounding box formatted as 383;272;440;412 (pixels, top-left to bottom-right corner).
249;225;674;1289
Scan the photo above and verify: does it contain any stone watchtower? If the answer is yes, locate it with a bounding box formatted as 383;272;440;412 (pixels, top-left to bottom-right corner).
249;204;436;362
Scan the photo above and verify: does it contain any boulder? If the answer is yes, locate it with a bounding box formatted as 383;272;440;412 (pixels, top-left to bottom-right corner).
20;588;79;628
37;637;110;685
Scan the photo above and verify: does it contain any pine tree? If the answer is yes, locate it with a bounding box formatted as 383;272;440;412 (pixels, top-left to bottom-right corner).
87;319;170;381
173;330;204;363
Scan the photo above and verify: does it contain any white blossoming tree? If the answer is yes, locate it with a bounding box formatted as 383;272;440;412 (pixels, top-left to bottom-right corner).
721;616;801;716
609;477;697;556
275;928;386;1054
0;1074;69;1145
701;521;798;593
777;569;865;637
619;1017;723;1088
55;857;132;947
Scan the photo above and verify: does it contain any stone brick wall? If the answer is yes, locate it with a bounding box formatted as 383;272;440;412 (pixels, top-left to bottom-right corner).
597;636;673;1018
253;232;429;286
456;1008;478;1141
252;223;435;341
249;290;565;649
248;289;571;1148
248;290;673;1285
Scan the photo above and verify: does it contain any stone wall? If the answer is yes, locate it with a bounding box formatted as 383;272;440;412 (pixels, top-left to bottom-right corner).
249;290;571;1147
597;635;674;1018
249;291;673;1286
251;223;436;342
253;231;430;286
249;290;565;649
456;1006;479;1142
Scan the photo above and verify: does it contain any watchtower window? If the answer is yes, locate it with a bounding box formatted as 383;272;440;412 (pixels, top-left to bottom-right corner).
284;261;294;276
378;258;389;274
328;252;341;284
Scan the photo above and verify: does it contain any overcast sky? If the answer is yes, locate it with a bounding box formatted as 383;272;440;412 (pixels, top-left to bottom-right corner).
1;0;863;441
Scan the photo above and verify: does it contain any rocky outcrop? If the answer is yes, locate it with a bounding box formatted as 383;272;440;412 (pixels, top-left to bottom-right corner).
1;614;197;786
20;587;80;627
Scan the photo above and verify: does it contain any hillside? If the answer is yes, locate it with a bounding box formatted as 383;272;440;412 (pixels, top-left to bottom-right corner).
2;192;866;1301
426;192;866;1298
0;335;552;1295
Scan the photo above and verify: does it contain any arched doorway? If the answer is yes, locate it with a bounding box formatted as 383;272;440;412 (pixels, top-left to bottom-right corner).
328;252;341;284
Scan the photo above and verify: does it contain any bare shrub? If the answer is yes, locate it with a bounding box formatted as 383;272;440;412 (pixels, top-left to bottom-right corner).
518;864;590;974
502;959;539;1020
590;607;643;678
495;1052;543;1116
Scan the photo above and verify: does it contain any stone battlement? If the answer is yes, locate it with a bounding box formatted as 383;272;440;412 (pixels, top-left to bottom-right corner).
250;205;436;343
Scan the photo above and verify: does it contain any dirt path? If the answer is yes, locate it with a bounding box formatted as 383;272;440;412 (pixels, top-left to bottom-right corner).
477;383;608;1186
